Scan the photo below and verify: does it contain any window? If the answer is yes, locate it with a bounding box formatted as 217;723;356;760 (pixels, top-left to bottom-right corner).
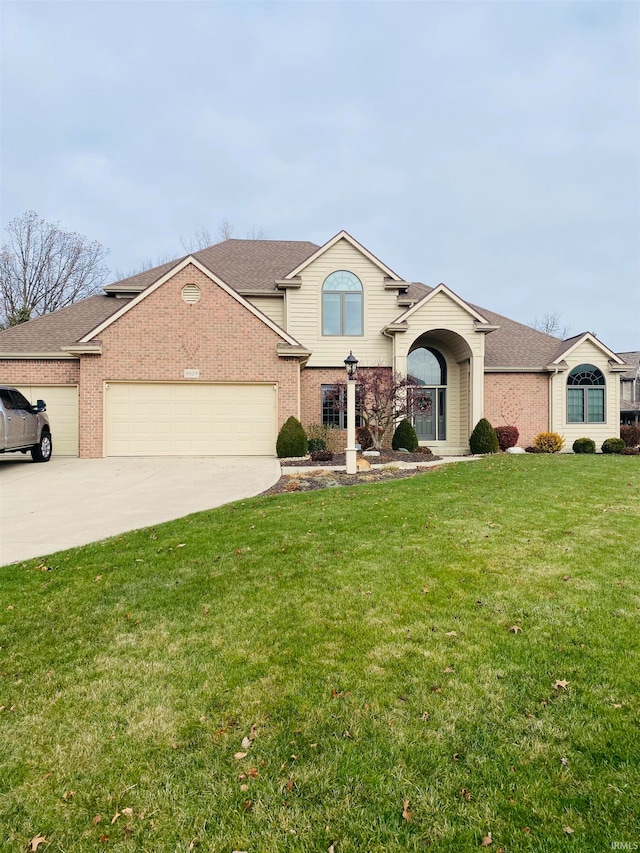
567;364;605;423
407;347;447;441
321;384;361;429
322;271;363;336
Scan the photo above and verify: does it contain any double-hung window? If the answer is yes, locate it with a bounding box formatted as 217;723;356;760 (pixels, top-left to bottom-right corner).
321;384;361;429
322;271;363;336
567;364;605;423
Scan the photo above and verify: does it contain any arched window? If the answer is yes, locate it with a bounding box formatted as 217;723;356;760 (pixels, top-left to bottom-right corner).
567;363;605;423
407;346;447;441
322;271;363;336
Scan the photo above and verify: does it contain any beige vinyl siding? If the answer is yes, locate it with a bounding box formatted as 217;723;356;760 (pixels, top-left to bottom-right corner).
16;384;78;456
549;340;620;449
246;296;285;329
286;238;400;367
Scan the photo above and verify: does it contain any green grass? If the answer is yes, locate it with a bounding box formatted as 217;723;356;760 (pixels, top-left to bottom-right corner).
1;455;639;852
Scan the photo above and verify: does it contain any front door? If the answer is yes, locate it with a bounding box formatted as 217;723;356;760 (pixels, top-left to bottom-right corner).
413;389;436;441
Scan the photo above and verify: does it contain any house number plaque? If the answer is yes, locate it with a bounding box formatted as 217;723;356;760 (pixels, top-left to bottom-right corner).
184;369;200;379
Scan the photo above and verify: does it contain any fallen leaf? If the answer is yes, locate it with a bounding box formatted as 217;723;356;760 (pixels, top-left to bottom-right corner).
240;783;249;792
202;606;210;615
92;815;102;825
111;812;121;824
564;826;574;834
422;586;429;593
443;666;455;673
177;543;186;548
241;736;251;749
460;788;473;801
481;831;492;846
509;625;522;633
612;703;622;709
453;753;462;761
29;837;47;852
286;778;295;792
562;575;570;581
234;751;247;760
6;605;14;611
123;826;133;837
95;575;102;582
249;724;258;740
99;835;109;843
421;712;430;721
523;826;530;834
247;767;259;779
62;790;75;800
328;845;336;853
561;757;569;766
402;799;412;822
553;680;569;690
444;631;458;637
243;799;252;811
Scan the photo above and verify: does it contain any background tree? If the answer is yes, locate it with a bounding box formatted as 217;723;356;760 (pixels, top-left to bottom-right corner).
0;210;109;328
181;218;267;252
327;367;411;449
530;310;571;338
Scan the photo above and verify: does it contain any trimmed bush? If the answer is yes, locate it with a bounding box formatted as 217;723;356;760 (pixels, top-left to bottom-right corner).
525;446;544;453
276;416;307;458
494;425;519;451
356;425;374;451
534;432;565;453
601;437;625;454
621;446;640;456
310;450;333;462
620;425;640;447
572;437;596;454
307;437;326;453
392;419;418;452
469;418;499;454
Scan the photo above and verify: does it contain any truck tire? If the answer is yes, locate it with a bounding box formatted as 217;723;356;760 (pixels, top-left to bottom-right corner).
31;431;52;462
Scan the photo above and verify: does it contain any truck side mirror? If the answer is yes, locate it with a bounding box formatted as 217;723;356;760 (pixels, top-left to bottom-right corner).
36;399;46;412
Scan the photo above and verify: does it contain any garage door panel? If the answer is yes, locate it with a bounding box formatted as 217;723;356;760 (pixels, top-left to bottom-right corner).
17;385;78;457
105;383;277;456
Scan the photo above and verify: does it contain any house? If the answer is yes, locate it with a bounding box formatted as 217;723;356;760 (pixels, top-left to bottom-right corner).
618;351;640;425
0;230;627;458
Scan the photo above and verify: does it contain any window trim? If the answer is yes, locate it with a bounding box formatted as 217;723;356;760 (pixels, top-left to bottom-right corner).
321;270;364;337
566;364;606;424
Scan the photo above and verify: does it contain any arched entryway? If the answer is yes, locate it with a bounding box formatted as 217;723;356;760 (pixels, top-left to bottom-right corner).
407;346;448;442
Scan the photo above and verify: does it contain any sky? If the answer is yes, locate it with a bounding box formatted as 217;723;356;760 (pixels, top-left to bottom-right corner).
1;0;639;351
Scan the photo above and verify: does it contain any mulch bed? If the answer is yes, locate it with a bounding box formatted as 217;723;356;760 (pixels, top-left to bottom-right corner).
265;450;442;494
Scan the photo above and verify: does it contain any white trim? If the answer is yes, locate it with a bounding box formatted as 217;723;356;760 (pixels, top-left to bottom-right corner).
79;256;302;347
0;352;79;360
551;333;626;366
283;230;403;281
393;283;490;325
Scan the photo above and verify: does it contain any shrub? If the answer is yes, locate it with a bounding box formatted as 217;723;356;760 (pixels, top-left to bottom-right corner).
469;418;499;454
534;432;565;453
621;446;640;456
392;418;418;452
310;450;333;462
620;425;640;447
356;425;374;451
276;416;307;458
572;437;596;454
307;437;326;453
305;423;340;453
494;425;519;451
525;446;544;453
415;446;433;455
601;437;625;454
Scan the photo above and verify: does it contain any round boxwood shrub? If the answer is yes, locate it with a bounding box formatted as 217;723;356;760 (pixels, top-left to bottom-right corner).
572;437;596;454
356;425;373;451
307;437;326;453
276;416;307;458
392;418;418;452
310;449;333;462
534;432;565;453
601;437;625;454
469;418;499;454
494;425;519;451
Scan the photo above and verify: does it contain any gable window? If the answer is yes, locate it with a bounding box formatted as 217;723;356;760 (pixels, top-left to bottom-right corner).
567;364;606;423
322;271;363;336
321;384;361;429
407;347;447;441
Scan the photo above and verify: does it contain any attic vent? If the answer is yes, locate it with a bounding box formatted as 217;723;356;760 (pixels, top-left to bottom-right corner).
181;284;201;304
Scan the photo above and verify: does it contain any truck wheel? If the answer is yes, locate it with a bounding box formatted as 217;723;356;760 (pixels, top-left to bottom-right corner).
31;431;52;462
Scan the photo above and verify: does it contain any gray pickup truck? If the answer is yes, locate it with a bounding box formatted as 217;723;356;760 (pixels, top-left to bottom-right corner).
0;385;53;462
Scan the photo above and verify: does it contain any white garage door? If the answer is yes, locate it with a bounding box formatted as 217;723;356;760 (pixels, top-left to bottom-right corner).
105;382;277;456
17;385;78;456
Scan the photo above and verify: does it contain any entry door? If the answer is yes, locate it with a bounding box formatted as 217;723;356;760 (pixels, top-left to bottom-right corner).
413;389;436;441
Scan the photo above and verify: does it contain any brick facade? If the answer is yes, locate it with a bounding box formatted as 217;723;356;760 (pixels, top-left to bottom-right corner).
483;373;550;448
0;359;80;385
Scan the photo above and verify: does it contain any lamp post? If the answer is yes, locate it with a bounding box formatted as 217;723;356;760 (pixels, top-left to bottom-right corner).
344;351;358;474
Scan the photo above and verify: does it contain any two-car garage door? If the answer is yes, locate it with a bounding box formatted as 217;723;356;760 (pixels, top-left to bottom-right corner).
105;382;277;456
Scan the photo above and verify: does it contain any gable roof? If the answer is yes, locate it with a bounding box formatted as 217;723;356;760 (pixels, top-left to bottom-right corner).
395;282;491;325
616;351;640;380
283;230;403;281
549;332;625;366
104;239;320;296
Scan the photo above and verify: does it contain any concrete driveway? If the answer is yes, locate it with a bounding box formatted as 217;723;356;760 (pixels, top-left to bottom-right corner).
0;455;281;566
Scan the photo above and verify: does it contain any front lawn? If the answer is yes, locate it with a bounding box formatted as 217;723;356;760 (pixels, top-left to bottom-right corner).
1;455;639;852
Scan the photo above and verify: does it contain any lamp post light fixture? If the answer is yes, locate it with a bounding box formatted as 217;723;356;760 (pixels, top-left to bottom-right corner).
344;351;358;474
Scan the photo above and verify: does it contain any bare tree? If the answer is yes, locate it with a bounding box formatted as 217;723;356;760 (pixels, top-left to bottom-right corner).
181;218;268;253
530;311;571;338
0;211;109;327
326;367;411;449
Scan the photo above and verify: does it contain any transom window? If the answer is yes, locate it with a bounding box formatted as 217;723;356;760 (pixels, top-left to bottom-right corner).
567;363;605;423
322;270;363;336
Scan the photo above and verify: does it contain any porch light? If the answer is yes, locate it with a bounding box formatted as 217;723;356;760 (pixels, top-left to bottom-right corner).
344;350;358;380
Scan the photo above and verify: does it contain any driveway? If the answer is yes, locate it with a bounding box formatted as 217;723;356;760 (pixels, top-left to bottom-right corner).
0;455;281;566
